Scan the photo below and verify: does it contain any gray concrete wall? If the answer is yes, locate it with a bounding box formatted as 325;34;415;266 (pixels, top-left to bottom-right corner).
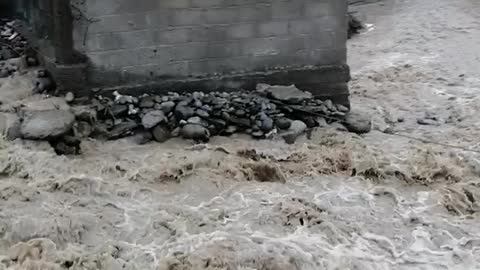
71;0;349;102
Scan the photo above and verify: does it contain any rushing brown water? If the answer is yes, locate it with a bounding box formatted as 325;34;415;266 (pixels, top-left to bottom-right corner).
1;0;480;269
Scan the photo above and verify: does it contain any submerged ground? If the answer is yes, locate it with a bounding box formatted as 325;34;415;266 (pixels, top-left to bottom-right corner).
1;0;480;269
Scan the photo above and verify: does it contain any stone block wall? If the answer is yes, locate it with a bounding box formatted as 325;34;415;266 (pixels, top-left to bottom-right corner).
71;0;350;104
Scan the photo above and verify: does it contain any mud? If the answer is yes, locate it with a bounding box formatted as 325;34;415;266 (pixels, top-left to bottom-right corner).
1;0;480;269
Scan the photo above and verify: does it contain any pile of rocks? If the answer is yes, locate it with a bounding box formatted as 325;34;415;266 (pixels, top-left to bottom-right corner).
84;84;362;146
1;67;371;155
0;19;37;78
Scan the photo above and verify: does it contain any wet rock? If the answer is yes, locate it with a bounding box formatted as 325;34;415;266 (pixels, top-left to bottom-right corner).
260;116;274;132
116;95;134;105
281;120;307;144
20;110;75;139
201;104;212;112
111;104;128;117
267;85;312;104
180;124;210;142
131;131;153;145
175;106;195;120
330;122;348;132
33;77;55;93
139;96;155;108
0;112;20;140
275;118;292;130
26;56;38;66
128;104;139;115
251;130;265;138
194;99;202;108
0;68;9;78
73;121;93;138
161;96;170;102
142;110;166;129
208;118;227;129
302;116;317;128
317;117;328;127
72;106;97;123
343;110;372;133
221;111;231;122
235;109;246;117
195;109;209;118
230;116;251;127
107;120;138;140
187;116;208;127
224;125;238;135
324;99;335;111
51;140;79;155
171;127;181;137
336;104;350;113
160;101;176;114
65;92;75;103
152;125;170;143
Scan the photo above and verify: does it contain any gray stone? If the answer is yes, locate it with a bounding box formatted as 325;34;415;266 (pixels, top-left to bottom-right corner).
336;104;349;113
139;96;155;108
344;110;372;133
175;106;195;120
187;116;208;127
116;95;134;105
235;109;246;117
267;85;312;104
194;99;202;108
142;110;166;129
281;120;307;144
224;125;238;135
107;121;138;140
171;127;181;137
195;109;209;118
251;130;264;138
152;126;170;143
324;99;335;111
275;118;292;130
20;110;75;139
180;124;210;142
73;121;93;138
260;116;274;132
65;92;75;103
72;106;97;122
111;104;128;117
317;117;328;127
160;101;176;113
330;122;348;132
33;77;55;93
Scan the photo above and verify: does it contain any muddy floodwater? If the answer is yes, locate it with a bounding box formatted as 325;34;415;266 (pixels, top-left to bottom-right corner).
2;0;480;269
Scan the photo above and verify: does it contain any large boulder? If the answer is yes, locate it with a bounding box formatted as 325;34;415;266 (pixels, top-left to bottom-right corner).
281;120;307;144
266;85;312;104
343;109;372;134
20;110;75;139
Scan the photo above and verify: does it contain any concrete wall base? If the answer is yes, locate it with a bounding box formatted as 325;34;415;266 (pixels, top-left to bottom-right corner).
91;64;350;106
